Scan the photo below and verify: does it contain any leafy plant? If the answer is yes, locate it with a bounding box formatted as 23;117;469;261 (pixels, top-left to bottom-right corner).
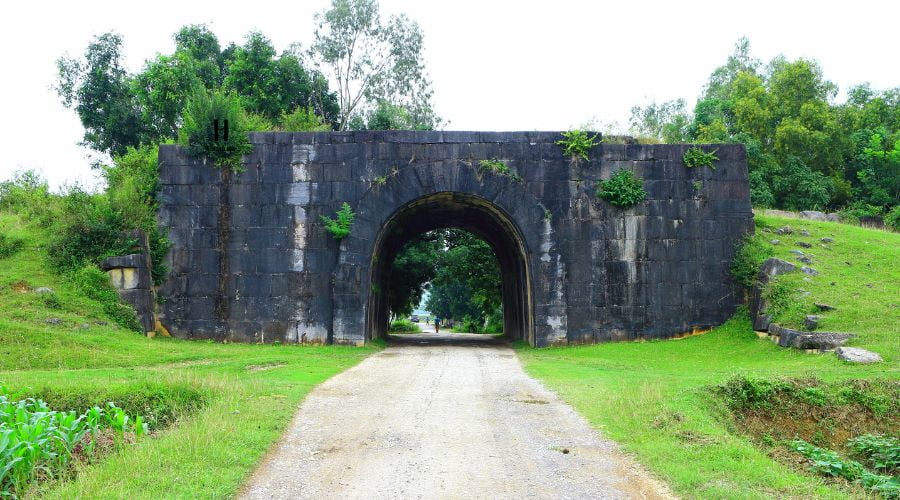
178;88;253;171
374;175;387;186
788;439;899;497
556;129;599;161
388;319;418;332
848;434;900;473
321;202;355;240
477;158;520;181
730;235;775;288
71;265;141;332
885;206;900;231
682;147;719;169
596;169;647;208
0;232;23;259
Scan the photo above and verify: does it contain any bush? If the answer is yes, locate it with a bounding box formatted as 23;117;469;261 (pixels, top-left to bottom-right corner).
731;235;774;288
321;202;355;240
70;265;141;332
885;206;900;231
762;276;813;327
179;88;253;170
0;170;59;227
839;201;883;223
596;169;647;208
848;434;900;473
388;319;418;333
0;232;24;259
556;129;599;161
279;106;330;132
682;147;719;169
788;439;898;497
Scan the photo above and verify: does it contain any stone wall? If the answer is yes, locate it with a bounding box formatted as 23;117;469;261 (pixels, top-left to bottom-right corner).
157;131;753;346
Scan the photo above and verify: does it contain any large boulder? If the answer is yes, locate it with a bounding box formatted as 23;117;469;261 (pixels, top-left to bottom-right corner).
768;324;853;351
835;347;882;363
749;258;797;331
799;211;827;221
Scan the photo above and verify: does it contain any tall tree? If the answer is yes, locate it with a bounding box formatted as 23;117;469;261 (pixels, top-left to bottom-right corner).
311;0;439;130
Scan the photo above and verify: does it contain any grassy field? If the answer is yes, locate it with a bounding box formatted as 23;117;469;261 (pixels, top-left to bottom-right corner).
0;212;377;498
518;214;899;499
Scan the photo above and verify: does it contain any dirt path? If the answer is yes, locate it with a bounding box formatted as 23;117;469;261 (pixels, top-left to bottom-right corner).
240;334;673;499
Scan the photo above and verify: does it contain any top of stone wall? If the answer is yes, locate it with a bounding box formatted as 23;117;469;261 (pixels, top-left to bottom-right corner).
245;130;665;145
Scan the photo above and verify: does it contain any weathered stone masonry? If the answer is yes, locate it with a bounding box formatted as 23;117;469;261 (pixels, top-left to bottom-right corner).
157;131;753;346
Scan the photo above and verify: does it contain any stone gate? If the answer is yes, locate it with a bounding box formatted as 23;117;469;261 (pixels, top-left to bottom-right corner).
157;131;753;346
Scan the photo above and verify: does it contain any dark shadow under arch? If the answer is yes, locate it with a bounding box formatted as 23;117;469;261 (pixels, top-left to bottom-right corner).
367;192;534;344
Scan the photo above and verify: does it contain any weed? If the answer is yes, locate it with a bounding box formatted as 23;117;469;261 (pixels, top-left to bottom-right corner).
556;130;599;161
0;232;23;259
788;439;898;497
692;180;703;191
682;147;719;169
70;265;141;332
848;434;900;473
374;175;387;186
42;292;63;310
388;319;418;333
595;169;647;208
320;202;355;240
730;235;775;288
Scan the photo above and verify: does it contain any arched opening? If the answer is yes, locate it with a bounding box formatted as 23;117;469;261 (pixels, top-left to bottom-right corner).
367;192;533;344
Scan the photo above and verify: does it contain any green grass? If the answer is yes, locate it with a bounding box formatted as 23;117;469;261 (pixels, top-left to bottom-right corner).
0;212;377;498
517;215;899;499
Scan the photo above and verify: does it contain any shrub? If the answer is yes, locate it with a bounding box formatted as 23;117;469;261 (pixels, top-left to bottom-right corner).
788;439;898;497
279;106;330;132
70;265;141;332
321;202;355;240
478;158;520;181
0;232;24;259
885;206;900;231
839;201;883;223
556;129;599;161
682;147;719;169
0;170;59;227
388;319;418;333
762;276;813;327
243;112;276;132
596;169;647;208
179;88;253;171
730;236;774;288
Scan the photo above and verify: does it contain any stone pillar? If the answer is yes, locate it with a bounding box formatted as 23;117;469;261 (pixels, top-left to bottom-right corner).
100;231;156;334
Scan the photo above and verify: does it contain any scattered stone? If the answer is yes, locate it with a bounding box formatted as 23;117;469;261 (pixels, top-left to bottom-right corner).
34;287;54;294
815;303;836;311
836;347;882;363
45;318;61;325
769;324;853;350
95;320;109;326
798;256;813;264
804;315;820;330
79;323;90;329
800;229;811;237
797;241;812;248
866;283;873;288
789;249;805;256
826;213;840;222
799;211;827;221
821;237;834;244
770;239;780;245
776;226;793;235
800;266;818;276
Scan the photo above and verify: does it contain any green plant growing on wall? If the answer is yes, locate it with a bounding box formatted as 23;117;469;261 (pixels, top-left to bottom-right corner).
179;88;253;171
478;158;521;181
374;175;387;186
556;129;599;161
596;169;647;208
321;202;355;240
683;147;719;170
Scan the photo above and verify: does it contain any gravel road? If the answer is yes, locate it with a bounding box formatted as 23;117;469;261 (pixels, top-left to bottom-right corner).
240;333;673;499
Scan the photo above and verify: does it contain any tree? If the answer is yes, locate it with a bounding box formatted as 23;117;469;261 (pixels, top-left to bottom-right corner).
56;33;147;157
628;99;691;142
311;0;439;130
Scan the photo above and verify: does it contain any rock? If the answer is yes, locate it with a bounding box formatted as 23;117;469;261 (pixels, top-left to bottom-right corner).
799;211;827;221
800;229;811;237
789;249;805;256
821;237;834;244
797;241;812;248
769;324;853;350
34;287;54;294
750;258;798;331
770;239;780;245
804;315;820;330
776;226;793;235
815;303;836;311
45;318;61;325
825;213;840;222
836;347;882;363
79;323;90;329
798;256;813;264
801;266;819;276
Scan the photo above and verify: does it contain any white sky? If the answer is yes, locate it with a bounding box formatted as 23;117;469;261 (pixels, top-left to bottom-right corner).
1;0;898;189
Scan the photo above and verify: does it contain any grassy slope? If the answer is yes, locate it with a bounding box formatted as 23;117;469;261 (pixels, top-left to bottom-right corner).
0;213;377;498
518;215;899;499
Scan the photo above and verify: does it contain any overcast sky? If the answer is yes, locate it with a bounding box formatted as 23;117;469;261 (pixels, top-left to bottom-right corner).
1;0;897;189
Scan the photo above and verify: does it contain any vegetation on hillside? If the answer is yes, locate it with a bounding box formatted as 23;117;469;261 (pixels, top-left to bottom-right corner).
0;213;376;498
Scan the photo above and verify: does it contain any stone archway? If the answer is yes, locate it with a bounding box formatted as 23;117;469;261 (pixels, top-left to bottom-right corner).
331;160;564;347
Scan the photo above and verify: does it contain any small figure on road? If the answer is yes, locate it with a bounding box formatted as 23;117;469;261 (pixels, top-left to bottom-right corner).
434;316;441;333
